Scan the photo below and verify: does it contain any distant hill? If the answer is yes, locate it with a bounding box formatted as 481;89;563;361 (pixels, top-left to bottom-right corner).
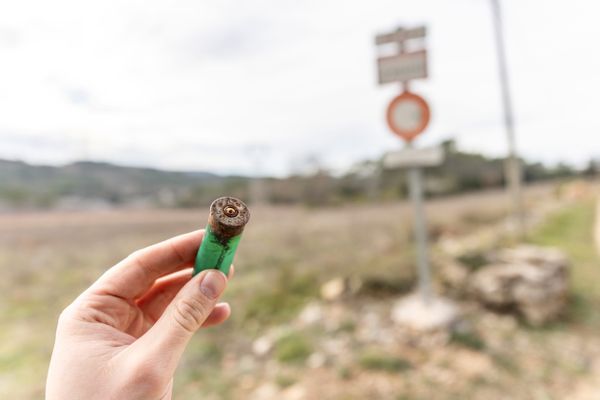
0;159;246;210
0;140;591;210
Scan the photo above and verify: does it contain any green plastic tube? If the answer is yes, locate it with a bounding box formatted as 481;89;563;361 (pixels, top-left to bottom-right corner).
194;197;250;277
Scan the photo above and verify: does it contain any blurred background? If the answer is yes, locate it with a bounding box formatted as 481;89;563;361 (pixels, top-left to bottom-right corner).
1;0;600;399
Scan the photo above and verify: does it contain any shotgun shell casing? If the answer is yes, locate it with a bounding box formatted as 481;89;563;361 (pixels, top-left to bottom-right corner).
193;197;250;276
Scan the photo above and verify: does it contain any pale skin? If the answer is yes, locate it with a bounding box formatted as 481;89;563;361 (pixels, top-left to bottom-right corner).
46;230;233;400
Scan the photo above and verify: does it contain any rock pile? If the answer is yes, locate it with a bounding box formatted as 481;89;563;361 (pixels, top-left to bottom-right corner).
469;245;569;325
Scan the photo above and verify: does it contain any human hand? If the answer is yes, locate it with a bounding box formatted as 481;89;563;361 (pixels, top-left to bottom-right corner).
46;230;232;400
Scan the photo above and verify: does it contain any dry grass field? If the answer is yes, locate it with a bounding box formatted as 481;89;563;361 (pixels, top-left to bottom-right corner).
1;182;599;399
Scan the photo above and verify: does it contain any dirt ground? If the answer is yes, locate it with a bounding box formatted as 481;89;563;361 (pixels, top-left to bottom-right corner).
1;182;599;399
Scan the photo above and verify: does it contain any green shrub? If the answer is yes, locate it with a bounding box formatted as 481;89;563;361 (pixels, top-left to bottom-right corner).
275;333;312;364
450;330;486;351
358;352;411;372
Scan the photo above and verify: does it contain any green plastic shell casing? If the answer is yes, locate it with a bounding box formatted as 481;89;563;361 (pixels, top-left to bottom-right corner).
193;197;249;277
194;225;241;276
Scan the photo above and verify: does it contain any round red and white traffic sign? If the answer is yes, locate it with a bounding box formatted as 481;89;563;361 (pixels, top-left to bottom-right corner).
386;91;430;142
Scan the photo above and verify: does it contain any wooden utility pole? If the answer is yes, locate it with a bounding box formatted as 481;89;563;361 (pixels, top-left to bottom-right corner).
490;0;525;234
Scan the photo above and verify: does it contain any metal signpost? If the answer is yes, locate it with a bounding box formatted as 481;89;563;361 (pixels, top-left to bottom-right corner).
376;26;441;305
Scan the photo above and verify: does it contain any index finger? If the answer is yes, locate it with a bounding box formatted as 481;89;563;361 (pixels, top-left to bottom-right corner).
90;230;204;300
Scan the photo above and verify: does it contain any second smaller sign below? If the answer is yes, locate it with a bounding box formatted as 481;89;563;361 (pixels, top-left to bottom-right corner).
383;146;444;169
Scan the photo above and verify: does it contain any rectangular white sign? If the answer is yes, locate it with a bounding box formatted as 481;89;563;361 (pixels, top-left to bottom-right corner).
377;50;427;85
375;26;427;45
383;146;444;169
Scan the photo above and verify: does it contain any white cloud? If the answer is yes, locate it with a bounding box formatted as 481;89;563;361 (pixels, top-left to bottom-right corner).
0;0;598;175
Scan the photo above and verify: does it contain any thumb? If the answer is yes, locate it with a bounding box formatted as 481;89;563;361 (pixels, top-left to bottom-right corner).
165;269;228;335
129;269;227;375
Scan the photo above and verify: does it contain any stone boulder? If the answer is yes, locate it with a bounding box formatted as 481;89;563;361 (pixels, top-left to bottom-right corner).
470;245;569;325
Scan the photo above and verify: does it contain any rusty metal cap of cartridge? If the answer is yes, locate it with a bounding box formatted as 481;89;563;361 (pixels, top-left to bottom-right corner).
208;197;250;240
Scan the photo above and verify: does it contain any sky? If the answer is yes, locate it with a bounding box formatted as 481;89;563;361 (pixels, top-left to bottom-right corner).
0;0;599;176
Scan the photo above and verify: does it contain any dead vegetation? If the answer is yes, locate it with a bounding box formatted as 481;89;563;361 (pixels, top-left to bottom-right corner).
0;182;598;399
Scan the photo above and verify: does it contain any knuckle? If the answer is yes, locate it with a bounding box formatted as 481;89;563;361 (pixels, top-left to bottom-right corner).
57;306;73;324
173;296;211;333
57;303;80;328
126;249;143;265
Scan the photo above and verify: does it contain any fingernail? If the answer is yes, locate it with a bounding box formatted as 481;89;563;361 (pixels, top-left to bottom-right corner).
199;270;227;299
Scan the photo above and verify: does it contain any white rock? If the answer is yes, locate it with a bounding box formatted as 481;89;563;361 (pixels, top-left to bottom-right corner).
320;278;346;301
282;384;307;400
470;245;569;325
252;336;274;356
391;293;460;332
250;383;279;400
491;245;568;269
297;302;324;326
